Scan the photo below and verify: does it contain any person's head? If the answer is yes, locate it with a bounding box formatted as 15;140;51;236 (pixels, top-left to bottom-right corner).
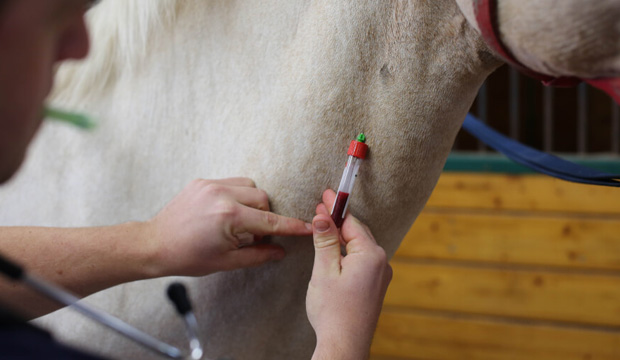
0;0;92;183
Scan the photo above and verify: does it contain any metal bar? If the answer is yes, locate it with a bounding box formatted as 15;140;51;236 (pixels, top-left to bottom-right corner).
184;313;204;360
23;274;184;359
477;82;488;152
577;83;588;155
613;100;620;154
543;86;554;152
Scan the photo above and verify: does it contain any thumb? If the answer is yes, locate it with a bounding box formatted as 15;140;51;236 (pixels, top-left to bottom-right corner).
311;214;342;278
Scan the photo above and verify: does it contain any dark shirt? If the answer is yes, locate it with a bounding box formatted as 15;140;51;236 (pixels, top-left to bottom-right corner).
0;305;108;360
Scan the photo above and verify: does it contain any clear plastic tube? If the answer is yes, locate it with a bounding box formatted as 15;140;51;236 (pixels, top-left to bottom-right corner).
331;157;361;227
330;133;367;228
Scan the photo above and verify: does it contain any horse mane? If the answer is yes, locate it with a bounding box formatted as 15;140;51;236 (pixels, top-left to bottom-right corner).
51;0;181;104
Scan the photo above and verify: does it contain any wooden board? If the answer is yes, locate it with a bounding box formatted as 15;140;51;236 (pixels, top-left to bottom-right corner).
370;309;620;360
370;172;620;359
426;174;620;214
384;261;620;327
395;211;620;270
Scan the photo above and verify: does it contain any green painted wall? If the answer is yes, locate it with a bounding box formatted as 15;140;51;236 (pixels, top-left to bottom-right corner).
444;152;620;174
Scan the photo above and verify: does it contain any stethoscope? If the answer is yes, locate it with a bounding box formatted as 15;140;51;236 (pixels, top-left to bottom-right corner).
0;252;209;360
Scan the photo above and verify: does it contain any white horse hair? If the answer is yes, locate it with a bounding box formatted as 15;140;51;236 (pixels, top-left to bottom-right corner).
53;0;179;102
1;0;618;359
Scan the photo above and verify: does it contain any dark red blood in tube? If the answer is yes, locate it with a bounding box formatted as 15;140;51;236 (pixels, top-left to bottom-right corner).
331;192;349;228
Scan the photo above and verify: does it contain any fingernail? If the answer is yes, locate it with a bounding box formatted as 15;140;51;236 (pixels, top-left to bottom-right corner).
305;223;313;231
314;220;330;233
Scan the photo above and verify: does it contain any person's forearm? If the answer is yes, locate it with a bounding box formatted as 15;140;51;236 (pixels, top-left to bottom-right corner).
0;178;314;320
312;337;371;360
0;223;159;319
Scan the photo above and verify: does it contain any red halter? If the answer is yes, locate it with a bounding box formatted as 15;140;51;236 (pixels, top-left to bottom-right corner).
474;0;620;104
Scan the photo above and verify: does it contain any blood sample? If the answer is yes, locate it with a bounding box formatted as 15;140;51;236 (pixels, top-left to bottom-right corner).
331;133;368;227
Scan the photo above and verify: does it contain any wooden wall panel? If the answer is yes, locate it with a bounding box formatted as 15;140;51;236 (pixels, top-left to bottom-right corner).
385;262;620;327
371;172;620;359
426;174;620;214
371;310;620;360
396;212;620;270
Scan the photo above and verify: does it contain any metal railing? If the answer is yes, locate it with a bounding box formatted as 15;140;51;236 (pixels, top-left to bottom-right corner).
457;66;620;156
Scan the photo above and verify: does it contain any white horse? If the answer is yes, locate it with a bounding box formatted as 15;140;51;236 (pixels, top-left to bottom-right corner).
1;0;618;359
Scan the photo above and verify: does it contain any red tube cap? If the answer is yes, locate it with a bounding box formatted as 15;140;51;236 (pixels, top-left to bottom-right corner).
347;133;368;159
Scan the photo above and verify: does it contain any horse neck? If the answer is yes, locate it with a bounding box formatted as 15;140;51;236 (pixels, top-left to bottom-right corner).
279;0;502;250
50;0;500;254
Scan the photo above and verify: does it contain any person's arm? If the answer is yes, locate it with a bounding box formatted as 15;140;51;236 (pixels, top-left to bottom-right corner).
307;189;393;360
0;177;312;319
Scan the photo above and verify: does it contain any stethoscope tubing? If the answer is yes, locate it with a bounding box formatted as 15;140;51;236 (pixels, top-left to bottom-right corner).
0;253;201;359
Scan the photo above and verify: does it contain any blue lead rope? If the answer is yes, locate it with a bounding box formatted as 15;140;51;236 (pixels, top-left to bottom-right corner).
462;113;620;187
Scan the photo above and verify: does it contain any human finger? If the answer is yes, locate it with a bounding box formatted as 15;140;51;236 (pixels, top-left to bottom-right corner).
311;213;342;278
340;214;379;256
315;203;329;216
190;177;256;188
316;202;347;247
211;185;271;211
314;189;336;218
208;177;257;188
321;189;337;211
234;206;313;236
346;215;375;243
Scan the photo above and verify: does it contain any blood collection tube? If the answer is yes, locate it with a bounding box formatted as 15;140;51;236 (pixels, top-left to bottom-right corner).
331;133;368;228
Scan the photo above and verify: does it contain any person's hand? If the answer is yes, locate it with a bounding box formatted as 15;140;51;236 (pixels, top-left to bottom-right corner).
307;189;392;360
146;178;312;277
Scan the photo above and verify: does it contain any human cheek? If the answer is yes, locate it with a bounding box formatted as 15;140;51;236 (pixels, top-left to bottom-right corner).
17;47;54;135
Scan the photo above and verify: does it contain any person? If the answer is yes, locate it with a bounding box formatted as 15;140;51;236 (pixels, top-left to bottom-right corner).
0;0;393;359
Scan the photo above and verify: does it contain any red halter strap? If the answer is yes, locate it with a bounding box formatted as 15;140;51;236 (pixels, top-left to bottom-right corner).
474;0;620;104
